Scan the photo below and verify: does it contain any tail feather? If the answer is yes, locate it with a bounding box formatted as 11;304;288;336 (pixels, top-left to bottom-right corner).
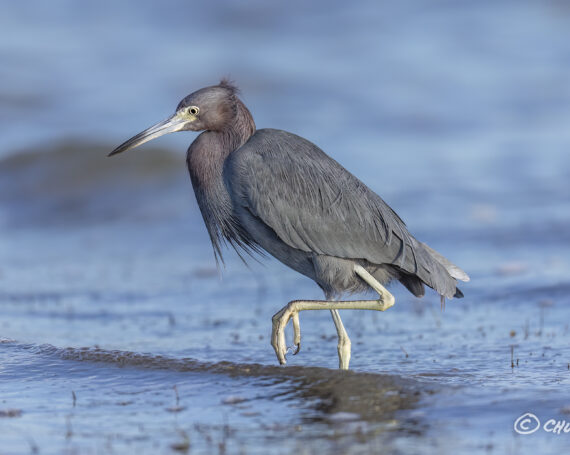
403;240;468;299
399;274;425;297
421;242;470;282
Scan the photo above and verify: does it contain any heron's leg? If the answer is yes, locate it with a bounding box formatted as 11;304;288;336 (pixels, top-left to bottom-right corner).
271;264;395;367
330;309;351;370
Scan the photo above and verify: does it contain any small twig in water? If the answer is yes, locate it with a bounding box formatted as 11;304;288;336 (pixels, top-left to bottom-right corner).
174;385;180;407
167;385;185;413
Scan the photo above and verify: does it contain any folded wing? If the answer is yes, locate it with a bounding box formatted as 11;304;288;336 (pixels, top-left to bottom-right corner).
226;129;468;298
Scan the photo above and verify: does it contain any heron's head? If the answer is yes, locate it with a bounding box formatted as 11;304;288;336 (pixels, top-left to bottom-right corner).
109;80;240;156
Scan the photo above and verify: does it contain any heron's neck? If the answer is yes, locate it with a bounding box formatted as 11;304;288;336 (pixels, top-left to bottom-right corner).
224;98;256;152
187;99;255;189
186;101;256;261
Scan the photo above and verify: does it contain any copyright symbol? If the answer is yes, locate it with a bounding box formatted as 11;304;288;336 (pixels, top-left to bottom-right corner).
514;413;540;435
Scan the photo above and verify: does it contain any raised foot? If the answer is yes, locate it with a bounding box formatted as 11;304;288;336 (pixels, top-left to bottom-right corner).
269;290;394;367
271;302;301;365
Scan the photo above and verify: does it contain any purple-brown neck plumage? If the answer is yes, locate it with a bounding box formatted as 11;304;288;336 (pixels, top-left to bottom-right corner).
186;97;256;263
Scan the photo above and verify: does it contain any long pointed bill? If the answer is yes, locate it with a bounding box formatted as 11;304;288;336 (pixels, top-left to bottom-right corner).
108;113;189;157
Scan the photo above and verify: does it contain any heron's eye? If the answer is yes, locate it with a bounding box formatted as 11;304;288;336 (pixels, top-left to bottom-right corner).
188;106;199;115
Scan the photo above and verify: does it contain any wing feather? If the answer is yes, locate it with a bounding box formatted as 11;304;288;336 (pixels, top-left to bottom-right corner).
226;129;464;297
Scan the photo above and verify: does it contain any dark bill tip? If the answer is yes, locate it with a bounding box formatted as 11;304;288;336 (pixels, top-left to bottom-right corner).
108;114;187;157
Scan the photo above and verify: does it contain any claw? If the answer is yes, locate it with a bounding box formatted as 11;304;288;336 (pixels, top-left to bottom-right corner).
293;342;301;355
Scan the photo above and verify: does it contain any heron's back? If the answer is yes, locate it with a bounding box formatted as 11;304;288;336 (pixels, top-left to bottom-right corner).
225;128;468;299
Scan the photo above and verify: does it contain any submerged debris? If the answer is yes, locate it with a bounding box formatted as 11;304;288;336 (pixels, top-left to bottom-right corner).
222;396;247;405
171;430;190;453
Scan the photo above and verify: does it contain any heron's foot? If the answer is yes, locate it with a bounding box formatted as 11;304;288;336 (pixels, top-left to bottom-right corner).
271;302;301;365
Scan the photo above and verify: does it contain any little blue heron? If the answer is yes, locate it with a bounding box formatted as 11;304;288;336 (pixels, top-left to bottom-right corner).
110;79;469;370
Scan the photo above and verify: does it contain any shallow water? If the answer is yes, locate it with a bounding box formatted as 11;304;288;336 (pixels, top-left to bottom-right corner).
1;1;570;454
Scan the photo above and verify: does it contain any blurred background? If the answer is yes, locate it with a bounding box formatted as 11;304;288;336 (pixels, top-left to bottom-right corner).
1;1;569;454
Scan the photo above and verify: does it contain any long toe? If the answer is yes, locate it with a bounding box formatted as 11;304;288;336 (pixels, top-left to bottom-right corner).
271;314;288;365
292;312;301;355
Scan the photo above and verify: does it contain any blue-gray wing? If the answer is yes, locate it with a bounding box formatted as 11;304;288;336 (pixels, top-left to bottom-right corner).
226;129;463;297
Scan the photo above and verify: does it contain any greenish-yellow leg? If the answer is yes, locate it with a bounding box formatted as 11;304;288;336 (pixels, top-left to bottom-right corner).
330;309;351;369
270;264;395;369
